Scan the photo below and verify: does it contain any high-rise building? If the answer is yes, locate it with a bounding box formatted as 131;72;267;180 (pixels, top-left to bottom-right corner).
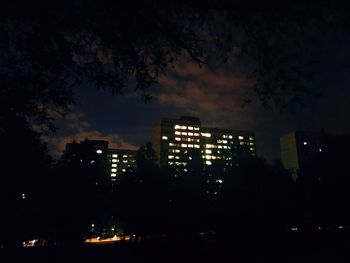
201;127;256;168
154;116;202;171
154;116;257;173
280;131;322;181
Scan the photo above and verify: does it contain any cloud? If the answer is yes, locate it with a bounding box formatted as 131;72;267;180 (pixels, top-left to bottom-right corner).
44;111;138;158
156;60;256;128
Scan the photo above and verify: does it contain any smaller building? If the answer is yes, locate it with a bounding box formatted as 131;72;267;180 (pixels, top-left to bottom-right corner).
64;139;137;183
107;149;137;181
280;131;322;181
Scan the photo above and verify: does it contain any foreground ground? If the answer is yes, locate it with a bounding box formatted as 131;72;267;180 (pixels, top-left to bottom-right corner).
1;232;350;263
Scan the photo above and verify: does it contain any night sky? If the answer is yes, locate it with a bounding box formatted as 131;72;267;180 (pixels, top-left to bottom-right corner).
47;33;350;163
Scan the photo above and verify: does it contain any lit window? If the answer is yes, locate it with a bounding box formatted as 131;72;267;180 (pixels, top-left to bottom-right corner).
229;135;233;139
303;141;308;145
168;161;174;165
123;155;128;158
122;169;126;172
194;133;199;136
175;131;181;135
238;136;244;140
112;164;117;167
169;143;175;146
205;155;212;159
168;155;174;159
188;126;194;130
112;159;117;163
111;173;117;177
184;168;188;172
216;179;223;184
90;160;95;164
181;126;187;130
205;149;212;154
181;144;187;148
175;149;180;153
217;140;222;143
188;132;193;136
175;137;181;141
218;145;222;149
123;160;128;163
319;148;322;152
194;144;200;148
250;148;254;151
194;127;200;131
239;142;244;145
249;137;254;141
223;146;227;149
181;132;187;135
222;140;227;144
206;160;212;165
112;154;118;158
175;156;180;159
189;156;192;160
175;125;181;129
96;149;102;154
201;132;211;138
162;136;168;140
111;168;117;172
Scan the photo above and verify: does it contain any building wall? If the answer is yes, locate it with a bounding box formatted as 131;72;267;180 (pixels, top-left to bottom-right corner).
107;149;137;181
154;116;202;171
201;127;256;167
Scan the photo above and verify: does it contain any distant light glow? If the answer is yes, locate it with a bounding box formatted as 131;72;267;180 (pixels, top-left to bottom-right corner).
96;149;102;154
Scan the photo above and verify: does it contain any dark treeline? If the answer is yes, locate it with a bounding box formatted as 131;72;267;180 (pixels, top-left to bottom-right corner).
1;130;350;248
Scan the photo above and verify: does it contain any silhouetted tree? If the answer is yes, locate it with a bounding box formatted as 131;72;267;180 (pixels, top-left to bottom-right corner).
0;117;52;247
2;1;349;136
215;157;295;246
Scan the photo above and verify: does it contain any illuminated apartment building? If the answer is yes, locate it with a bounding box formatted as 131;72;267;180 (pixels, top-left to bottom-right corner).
154;116;256;173
107;149;137;181
154;116;202;171
201;127;256;168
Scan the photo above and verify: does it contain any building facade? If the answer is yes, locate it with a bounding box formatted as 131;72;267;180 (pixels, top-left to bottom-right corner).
107;149;137;182
154;116;202;171
154;116;257;173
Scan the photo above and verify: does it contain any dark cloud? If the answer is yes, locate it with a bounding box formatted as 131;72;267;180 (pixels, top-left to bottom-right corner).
43;111;138;158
